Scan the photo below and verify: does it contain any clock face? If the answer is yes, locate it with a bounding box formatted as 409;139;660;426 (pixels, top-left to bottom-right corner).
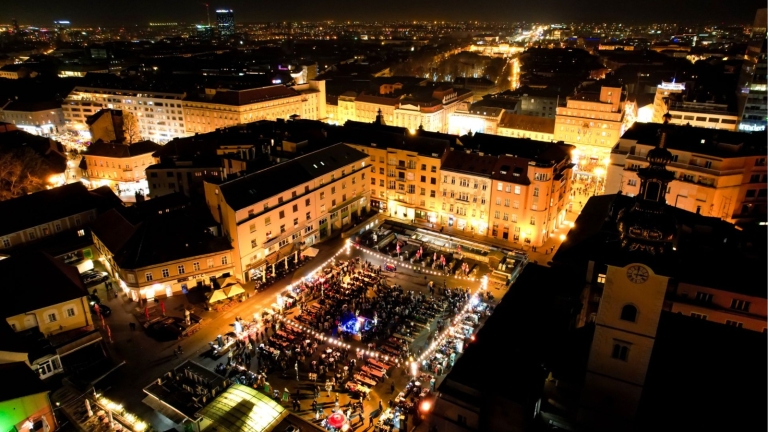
627;265;649;284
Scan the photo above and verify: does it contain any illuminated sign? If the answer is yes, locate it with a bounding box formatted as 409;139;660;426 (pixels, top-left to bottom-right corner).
658;81;685;91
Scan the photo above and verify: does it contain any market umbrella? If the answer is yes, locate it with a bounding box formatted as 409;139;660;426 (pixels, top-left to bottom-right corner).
327;412;346;429
207;289;228;303
223;283;245;298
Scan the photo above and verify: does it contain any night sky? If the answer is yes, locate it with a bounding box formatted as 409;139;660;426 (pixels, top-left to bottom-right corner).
3;0;765;26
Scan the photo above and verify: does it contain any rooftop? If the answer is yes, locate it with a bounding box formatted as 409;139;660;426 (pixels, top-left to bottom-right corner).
85;140;162;158
185;85;300;106
0;362;50;402
460;133;573;166
499;113;556;134
1;100;61;112
0;251;87;318
197;384;288;432
0;182;119;238
441;150;497;177
216;143;368;211
619;122;767;158
338;121;451;158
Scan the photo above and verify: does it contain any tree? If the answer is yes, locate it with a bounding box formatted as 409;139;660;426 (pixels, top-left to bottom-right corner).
122;112;142;144
0;148;48;201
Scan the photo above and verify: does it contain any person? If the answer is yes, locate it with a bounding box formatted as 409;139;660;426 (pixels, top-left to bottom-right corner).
390;383;395;393
378;400;383;411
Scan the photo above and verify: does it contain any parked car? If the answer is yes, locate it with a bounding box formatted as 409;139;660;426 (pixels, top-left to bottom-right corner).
90;302;111;317
81;270;109;285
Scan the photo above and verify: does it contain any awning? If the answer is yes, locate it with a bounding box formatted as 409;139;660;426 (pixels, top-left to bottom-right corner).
143;395;190;425
207;289;228;303
303;247;320;258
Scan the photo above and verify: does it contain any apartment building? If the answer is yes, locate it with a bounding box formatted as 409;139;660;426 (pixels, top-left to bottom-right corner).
447;105;504;136
606;122;768;224
182;81;326;134
438;151;494;235
340;121;450;223
91;207;235;301
460;133;575;247
63;86;186;143
204;144;370;280
0;101;64;136
665;281;766;332
651;81;685;123
554;85;629;161
82;140;162;198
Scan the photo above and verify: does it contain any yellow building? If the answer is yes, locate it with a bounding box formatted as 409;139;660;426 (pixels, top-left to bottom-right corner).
91;207;235;301
497;112;555;142
342;122;449;224
606;122;767;224
651;81;685;123
183;81;326;134
459;133;575;248
204;144;370;281
554;85;629;162
82;140;161;198
438;151;493;235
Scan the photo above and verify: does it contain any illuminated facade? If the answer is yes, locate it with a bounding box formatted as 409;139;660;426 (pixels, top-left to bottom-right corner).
183;81;326;134
0;101;64;136
448;104;503;136
215;9;235;36
82;141;161;199
204;144;370;280
63;86;186;143
554;86;628;161
438;152;493;235
606;122;768;224
651;81;685;123
497;113;555;142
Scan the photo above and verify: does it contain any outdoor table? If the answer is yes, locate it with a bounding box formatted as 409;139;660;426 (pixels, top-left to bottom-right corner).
367;358;389;371
326;348;333;354
354;374;376;387
362;366;384;378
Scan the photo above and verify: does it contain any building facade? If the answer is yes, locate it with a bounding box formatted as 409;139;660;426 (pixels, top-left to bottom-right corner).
82;141;161;198
554;86;629;162
438;151;493;235
606;123;767;224
204;144;370;281
0;101;64;136
63;86;187;142
497;113;556;142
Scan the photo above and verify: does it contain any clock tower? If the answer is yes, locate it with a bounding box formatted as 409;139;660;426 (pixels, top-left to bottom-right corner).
580;128;679;429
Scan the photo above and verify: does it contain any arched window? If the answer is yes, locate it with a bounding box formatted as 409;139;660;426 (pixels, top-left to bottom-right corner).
620;304;638;322
611;343;629;361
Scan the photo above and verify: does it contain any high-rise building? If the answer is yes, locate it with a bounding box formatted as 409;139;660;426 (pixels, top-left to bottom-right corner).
215;9;235;37
737;8;767;132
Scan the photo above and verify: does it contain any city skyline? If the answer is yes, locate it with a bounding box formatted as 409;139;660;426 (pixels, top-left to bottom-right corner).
2;0;765;27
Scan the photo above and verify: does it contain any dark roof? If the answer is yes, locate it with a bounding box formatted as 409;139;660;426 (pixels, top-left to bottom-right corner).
355;93;400;106
499;113;556;134
460;133;573;166
0;322;30;354
554;194;767;296
0;362;50;402
453;77;495;86
92;206;230;269
338;121;451;157
185;86;299;106
619;122;767;158
441;151;497;176
0;182;118;237
85;140;162;158
0;251;87;317
85;109;121;126
2;100;61;112
0;130;67;177
217;144;368;211
638;312;767;431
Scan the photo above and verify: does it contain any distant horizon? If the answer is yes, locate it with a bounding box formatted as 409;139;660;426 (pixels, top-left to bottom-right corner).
1;1;764;28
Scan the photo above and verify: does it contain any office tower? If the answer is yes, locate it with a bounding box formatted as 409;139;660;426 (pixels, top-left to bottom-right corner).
216;9;235;37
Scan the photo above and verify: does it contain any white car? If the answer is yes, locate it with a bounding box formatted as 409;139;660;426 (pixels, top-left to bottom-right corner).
82;271;109;285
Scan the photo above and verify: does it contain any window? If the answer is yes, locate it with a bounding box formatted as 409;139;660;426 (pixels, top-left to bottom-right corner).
533;187;539;197
161;268;170;278
530;216;536;225
280;224;286;233
127;273;136;283
221;256;228;265
457;414;467;425
730;299;751;312
431;166;437;173
514;185;521;194
65;307;76;318
597;274;606;283
695;292;712;303
28;231;36;240
249;223;256;233
1;238;10;248
690;312;708;320
620;305;638;322
292;204;298;213
145;272;153;282
279;210;285;219
293;218;299;227
177;265;185;275
207;258;214;268
47;313;58;323
320;192;325;200
725;320;743;328
628;179;637;187
331;186;336;194
504;198;510;207
265;217;271;226
306;211;311;221
430;177;436;185
77;229;85;237
511;214;517;223
611;342;629;361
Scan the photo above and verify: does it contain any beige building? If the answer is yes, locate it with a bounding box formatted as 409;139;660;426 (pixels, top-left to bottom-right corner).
438;151;493;235
554;85;630;162
651;81;739;130
91;208;235;301
63;86;187;143
0;101;65;136
183;81;326;134
651;81;685;123
204;144;370;281
82;140;162;198
447;104;503;136
343;123;449;223
606;123;767;224
497;112;556;142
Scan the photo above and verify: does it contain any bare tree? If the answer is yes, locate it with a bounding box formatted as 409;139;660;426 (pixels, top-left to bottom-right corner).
122;112;142;144
0;148;48;201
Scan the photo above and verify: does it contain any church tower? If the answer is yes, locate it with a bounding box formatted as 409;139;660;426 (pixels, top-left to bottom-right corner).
580;127;678;429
